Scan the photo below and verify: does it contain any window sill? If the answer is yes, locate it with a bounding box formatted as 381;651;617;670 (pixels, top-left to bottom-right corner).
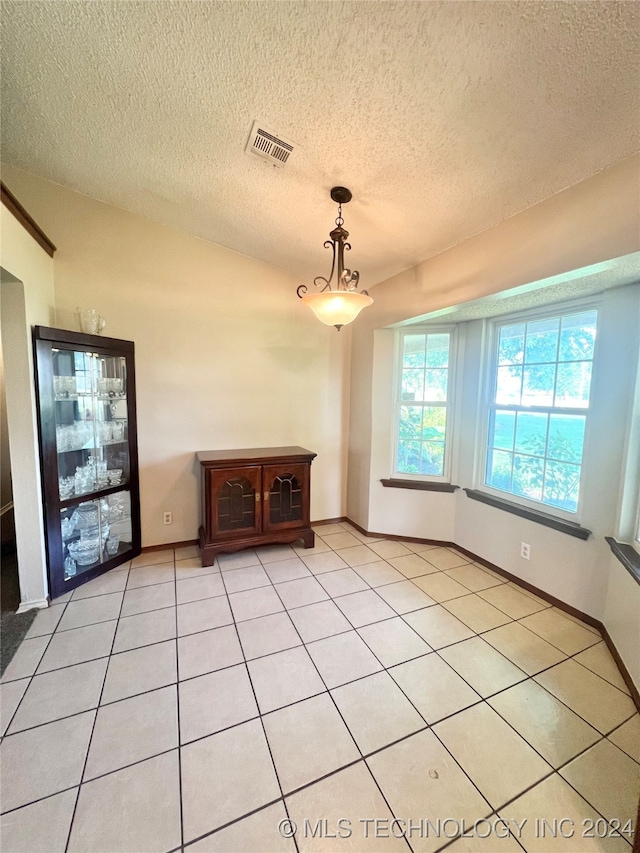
381;479;458;493
463;489;591;540
605;537;640;584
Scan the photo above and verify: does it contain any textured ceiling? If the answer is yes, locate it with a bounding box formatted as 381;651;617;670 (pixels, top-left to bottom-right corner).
398;253;640;325
1;1;639;288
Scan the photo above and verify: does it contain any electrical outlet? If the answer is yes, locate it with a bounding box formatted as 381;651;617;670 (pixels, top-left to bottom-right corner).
520;542;531;560
163;512;172;525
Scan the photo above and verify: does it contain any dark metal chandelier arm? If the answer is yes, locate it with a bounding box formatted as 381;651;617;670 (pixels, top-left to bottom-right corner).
313;276;331;292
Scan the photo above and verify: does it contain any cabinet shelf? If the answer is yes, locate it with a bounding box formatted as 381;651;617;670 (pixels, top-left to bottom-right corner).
59;482;130;509
56;440;128;453
55;395;127;403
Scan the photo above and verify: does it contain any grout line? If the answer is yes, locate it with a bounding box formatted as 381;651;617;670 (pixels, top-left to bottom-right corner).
0;782;81;818
181;796;285;850
172;553;185;850
216;566;301;853
0;602;70;739
257;566;416;853
433;815;528;853
63;565;129;853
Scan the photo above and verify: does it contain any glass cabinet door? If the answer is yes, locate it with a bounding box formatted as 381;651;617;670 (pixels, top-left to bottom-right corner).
210;467;262;538
54;349;129;501
52;348;134;581
262;463;308;531
35;328;140;598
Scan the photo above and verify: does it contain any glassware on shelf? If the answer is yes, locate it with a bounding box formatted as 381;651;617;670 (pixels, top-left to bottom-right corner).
108;468;123;486
98;422;112;444
107;492;126;521
111;421;125;442
96;460;108;487
73;503;99;529
64;556;77;579
67;538;100;566
54;375;78;400
56;421;96;453
97;377;125;399
74;467;94;495
60;517;74;539
106;533;120;556
80;522;110;544
59;476;75;499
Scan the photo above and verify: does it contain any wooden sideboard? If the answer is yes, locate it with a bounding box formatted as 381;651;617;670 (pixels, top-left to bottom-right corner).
197;446;316;566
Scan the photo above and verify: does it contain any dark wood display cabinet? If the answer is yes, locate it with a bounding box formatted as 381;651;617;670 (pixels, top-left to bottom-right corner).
198;447;316;566
33;326;141;599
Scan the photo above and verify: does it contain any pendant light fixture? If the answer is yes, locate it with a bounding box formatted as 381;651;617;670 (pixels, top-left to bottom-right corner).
297;187;373;330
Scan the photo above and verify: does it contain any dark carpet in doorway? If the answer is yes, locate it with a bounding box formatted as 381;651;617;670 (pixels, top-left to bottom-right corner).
1;549;38;677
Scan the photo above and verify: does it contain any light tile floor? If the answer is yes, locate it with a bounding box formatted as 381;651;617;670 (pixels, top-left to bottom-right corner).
1;524;639;852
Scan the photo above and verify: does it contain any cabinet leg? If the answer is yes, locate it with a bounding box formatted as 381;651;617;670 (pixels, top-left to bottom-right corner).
200;547;216;567
300;528;315;549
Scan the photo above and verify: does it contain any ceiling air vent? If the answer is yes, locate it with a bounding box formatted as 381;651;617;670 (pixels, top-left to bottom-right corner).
246;121;295;168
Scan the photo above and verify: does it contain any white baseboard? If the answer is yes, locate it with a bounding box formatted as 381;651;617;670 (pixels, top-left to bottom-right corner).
16;598;49;613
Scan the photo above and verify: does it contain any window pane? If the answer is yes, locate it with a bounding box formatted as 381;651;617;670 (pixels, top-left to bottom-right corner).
522;365;555;406
424;369;448;401
486;449;513;492
489;410;516;451
422;406;446;439
498;324;525;366
403;335;426;368
547;415;585;462
396;331;452;480
554;362;592;408
514;412;548;457
425;334;450;367
496;366;522;404
397;440;421;474
486;308;595;514
543;461;581;511
420;442;444;476
398;406;422;439
512;454;544;501
558;311;597;362
524;318;559;364
401;369;424;401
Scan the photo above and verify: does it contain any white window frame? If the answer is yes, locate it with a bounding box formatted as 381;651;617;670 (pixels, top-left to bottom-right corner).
475;300;600;521
392;325;457;482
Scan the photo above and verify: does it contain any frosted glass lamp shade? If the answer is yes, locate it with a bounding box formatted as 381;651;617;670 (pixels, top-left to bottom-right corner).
301;291;373;330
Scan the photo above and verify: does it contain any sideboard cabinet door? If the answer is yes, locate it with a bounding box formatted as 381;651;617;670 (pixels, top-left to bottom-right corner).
209;466;262;538
263;463;310;532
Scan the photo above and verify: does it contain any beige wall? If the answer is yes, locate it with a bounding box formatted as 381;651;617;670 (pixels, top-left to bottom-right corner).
3;166;350;549
603;555;640;688
0;204;56;607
